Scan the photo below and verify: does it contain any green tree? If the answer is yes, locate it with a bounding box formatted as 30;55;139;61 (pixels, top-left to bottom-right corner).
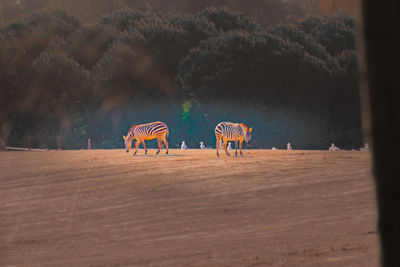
196;7;261;32
298;15;356;56
65;24;118;69
99;11;144;32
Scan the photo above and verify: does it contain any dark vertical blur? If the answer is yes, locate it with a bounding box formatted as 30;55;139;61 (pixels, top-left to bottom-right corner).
361;0;400;266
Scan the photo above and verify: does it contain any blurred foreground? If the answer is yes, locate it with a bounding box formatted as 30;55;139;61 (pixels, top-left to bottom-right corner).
0;149;378;266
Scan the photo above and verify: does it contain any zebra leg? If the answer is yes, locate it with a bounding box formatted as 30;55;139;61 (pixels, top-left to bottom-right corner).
240;140;243;156
235;139;238;157
133;140;139;156
141;139;147;155
223;140;230;156
162;136;168;154
156;139;161;155
216;136;221;157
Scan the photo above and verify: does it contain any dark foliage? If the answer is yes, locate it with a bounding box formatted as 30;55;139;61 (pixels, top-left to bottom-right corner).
0;10;362;150
298;15;356;56
1;0;320;29
64;24;119;69
99;11;144;32
196;7;262;32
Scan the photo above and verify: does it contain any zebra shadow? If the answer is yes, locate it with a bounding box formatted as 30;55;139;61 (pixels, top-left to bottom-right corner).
131;154;185;157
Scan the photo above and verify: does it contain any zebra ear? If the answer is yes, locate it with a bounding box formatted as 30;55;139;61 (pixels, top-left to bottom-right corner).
123;135;126;141
249;128;253;133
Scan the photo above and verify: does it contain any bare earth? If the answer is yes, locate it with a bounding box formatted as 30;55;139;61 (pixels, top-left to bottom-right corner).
0;149;379;266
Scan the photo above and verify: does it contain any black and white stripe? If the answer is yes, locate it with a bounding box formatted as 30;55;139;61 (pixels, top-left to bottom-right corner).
215;122;252;157
123;121;169;156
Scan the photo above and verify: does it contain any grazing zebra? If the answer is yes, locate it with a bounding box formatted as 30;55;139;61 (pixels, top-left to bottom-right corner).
123;121;169;156
215;122;252;157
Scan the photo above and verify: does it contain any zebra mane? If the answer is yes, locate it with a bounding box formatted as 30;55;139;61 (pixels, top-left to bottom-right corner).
128;125;137;133
240;123;248;131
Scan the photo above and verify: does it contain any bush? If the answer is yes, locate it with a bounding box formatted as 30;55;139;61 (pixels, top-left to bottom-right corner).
32;50;90;115
176;30;327;104
3;11;81;40
0;11;82;126
298;15;356;56
3;50;89;148
65;24;118;69
94;14;218;99
91;42;167;102
99;11;144;32
196;7;261;32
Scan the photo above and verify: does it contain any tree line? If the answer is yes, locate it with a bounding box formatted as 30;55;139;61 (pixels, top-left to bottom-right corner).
1;0;320;28
0;8;362;150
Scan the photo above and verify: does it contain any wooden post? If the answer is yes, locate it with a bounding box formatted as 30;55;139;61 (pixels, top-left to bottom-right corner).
28;135;31;151
87;138;91;150
58;136;61;151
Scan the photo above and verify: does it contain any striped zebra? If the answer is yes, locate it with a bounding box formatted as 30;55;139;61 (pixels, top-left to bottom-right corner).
123;121;169;156
215;122;252;157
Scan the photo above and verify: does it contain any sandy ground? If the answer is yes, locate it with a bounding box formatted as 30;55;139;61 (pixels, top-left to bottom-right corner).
0;149;379;266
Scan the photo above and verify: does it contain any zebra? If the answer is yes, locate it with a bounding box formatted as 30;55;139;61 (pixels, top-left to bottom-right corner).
123;121;169;156
215;122;252;157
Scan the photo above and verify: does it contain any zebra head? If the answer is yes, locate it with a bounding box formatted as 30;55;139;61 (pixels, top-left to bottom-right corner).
245;127;253;144
123;135;132;153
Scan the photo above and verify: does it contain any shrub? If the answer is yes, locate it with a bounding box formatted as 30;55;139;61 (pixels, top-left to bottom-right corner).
298;15;356;56
99;11;144;32
32;50;90;114
196;7;261;32
176;30;317;103
65;24;118;69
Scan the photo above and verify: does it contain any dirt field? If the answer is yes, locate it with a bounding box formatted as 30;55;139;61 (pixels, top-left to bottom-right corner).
0;149;379;266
